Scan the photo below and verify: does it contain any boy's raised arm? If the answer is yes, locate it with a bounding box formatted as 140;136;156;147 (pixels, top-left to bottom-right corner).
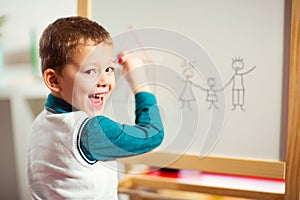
80;92;163;161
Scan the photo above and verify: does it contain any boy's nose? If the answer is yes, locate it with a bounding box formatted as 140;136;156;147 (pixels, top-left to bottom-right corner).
97;77;108;88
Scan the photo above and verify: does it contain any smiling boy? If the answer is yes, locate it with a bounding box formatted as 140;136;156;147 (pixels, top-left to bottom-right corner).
27;16;164;199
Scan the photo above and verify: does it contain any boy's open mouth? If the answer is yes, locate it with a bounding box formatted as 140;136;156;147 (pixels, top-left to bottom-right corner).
88;93;105;106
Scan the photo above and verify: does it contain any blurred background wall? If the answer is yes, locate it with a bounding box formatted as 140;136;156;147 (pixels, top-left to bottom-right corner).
0;1;76;199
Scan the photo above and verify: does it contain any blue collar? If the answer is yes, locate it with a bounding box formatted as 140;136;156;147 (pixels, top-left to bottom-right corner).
45;94;78;114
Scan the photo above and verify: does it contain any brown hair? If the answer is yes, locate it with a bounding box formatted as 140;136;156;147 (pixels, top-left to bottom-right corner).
39;16;112;74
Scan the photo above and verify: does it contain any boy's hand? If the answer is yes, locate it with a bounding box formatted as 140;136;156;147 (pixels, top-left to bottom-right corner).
118;53;151;94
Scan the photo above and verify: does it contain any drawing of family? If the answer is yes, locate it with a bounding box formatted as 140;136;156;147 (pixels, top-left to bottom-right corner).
178;57;256;111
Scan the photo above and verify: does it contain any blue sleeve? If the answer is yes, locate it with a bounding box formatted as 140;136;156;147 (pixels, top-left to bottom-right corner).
79;92;164;161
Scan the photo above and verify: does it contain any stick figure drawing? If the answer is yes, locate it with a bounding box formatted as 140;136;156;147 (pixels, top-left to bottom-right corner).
203;77;220;110
178;63;200;110
178;61;221;110
177;57;256;111
224;57;256;111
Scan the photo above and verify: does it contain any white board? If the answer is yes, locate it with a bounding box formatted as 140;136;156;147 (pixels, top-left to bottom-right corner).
93;0;288;162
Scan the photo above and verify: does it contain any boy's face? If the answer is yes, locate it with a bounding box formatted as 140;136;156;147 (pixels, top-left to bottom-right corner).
58;43;115;116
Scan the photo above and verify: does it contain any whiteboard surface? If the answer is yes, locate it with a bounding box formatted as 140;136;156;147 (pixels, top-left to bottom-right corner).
93;0;287;161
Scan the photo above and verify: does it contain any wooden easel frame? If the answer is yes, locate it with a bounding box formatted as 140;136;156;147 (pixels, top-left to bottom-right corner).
78;0;300;198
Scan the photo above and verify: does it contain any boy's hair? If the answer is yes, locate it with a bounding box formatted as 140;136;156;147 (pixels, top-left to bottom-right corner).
39;16;112;74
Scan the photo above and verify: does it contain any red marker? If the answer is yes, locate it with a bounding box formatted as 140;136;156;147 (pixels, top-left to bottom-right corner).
118;57;124;64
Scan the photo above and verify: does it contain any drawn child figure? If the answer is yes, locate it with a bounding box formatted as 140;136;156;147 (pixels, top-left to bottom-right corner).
178;61;202;110
205;77;220;110
225;57;256;111
26;16;164;199
192;76;221;110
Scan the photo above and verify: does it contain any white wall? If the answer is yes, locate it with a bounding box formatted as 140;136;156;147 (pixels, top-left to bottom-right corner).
0;1;77;199
0;0;77;65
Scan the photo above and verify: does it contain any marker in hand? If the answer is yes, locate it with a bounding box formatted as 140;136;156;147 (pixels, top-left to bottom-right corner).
111;55;125;71
116;53;151;94
118;56;124;64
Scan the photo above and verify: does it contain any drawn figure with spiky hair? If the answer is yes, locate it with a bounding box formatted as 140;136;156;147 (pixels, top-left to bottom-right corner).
224;57;256;111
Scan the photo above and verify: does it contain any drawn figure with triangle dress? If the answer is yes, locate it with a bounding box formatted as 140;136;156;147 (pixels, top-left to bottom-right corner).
178;60;204;110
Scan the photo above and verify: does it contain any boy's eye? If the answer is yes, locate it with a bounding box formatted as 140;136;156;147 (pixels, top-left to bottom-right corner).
85;68;97;75
105;66;114;73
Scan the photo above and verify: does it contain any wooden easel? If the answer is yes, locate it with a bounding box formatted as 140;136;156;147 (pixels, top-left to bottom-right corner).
117;169;285;200
77;0;300;199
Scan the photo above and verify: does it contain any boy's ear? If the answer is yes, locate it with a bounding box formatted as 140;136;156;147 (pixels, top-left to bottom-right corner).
43;68;61;93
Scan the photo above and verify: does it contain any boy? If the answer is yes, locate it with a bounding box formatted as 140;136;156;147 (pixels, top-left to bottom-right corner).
27;16;164;199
